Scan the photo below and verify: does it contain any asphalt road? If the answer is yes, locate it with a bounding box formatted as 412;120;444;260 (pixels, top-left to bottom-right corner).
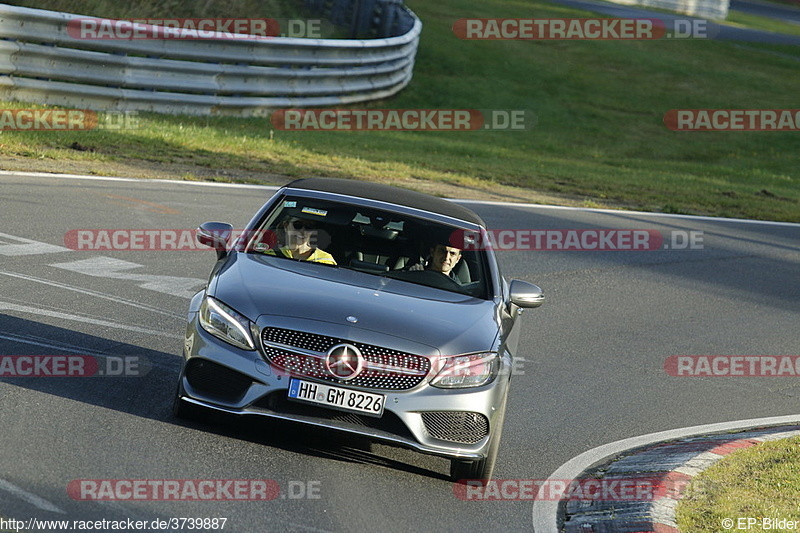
730;0;800;24
1;173;799;532
549;0;800;44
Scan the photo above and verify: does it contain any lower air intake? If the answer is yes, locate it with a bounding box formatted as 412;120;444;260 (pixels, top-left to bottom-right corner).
421;411;489;444
185;359;252;402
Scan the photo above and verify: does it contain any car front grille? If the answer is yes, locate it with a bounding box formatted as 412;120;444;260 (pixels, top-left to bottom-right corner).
185;359;252;402
260;327;431;390
421;411;489;444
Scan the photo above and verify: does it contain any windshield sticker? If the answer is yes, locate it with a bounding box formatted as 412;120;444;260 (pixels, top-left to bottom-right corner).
283;201;297;208
301;207;328;217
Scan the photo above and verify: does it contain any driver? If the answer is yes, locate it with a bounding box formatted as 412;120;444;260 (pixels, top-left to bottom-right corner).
410;241;463;282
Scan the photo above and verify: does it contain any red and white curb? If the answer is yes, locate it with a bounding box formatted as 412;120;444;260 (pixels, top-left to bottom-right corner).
532;415;800;533
561;426;800;532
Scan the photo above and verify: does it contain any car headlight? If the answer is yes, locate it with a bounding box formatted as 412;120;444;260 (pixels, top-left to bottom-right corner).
430;352;499;388
198;296;255;351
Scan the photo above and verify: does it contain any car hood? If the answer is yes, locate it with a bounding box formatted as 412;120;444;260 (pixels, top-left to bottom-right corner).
209;254;500;356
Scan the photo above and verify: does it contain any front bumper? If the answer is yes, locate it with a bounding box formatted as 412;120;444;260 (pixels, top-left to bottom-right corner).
179;312;510;461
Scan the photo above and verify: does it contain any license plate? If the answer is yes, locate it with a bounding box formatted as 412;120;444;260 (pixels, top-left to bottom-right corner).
288;378;385;417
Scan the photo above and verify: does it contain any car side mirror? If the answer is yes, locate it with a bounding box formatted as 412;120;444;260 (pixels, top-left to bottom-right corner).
197;222;233;260
508;280;545;309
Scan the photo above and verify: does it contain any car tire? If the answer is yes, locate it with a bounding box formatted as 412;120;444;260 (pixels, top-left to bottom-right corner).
450;393;507;483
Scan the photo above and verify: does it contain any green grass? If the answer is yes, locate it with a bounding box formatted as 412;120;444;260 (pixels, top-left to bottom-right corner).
724;10;800;36
0;0;798;221
676;435;800;532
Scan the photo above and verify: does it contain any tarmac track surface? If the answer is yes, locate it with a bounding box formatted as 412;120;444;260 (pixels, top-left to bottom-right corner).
0;173;798;532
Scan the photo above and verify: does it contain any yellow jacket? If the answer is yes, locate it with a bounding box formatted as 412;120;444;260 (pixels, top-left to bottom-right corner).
264;246;337;265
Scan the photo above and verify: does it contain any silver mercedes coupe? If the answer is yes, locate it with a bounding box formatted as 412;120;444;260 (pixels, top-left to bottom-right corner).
173;178;544;481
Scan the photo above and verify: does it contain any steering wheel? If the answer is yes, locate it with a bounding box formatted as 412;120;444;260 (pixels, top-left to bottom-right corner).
404;269;464;290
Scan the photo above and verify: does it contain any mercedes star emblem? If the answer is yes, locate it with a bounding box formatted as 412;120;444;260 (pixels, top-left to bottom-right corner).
324;343;364;380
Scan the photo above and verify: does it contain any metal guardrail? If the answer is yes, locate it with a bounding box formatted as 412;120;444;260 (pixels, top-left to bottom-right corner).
0;2;421;115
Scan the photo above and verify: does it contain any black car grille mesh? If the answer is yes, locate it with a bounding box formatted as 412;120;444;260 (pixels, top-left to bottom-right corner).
421;411;489;444
260;327;430;390
253;392;415;441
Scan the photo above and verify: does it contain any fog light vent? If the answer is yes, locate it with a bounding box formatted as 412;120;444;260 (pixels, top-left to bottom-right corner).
421;411;489;444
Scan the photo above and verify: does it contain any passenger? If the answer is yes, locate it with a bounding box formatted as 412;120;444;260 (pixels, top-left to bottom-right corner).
265;216;336;265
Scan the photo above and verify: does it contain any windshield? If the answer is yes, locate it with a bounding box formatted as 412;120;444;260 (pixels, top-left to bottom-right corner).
243;195;492;300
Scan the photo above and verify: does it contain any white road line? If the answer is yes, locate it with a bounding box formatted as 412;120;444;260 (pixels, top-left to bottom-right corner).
531;414;800;533
0;332;113;355
453;199;800;227
0;170;280;191
0;271;183;319
0;301;173;337
50;257;205;299
0;478;65;514
0;232;71;257
0;333;175;371
0;231;204;299
3;170;799;227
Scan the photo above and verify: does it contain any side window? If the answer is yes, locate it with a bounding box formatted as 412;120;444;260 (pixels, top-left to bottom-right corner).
248;198;338;265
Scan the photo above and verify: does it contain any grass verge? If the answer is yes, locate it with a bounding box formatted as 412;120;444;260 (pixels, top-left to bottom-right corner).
0;0;798;221
724;10;800;36
676;435;800;532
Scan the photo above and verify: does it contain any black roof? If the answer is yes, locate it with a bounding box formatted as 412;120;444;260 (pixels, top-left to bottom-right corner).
284;178;485;226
